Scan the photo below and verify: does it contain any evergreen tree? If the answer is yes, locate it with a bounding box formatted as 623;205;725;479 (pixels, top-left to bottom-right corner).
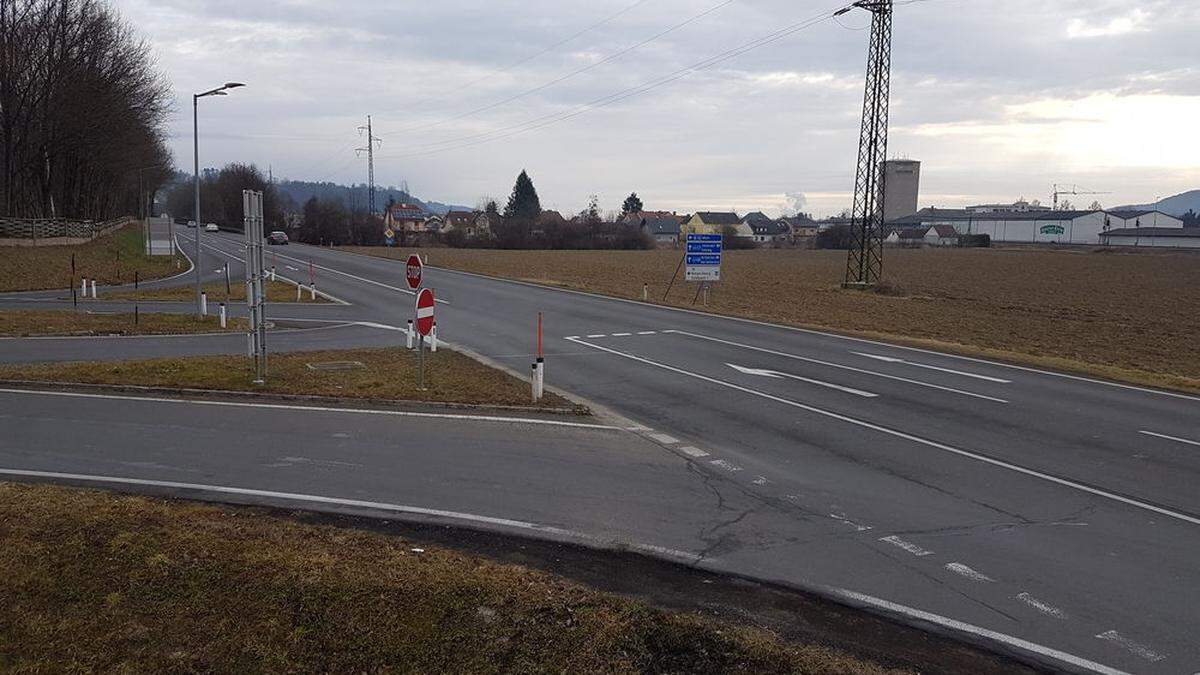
621;192;643;215
503;170;541;221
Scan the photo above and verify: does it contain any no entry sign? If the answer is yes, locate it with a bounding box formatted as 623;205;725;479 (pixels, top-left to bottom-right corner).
415;288;435;336
406;254;423;290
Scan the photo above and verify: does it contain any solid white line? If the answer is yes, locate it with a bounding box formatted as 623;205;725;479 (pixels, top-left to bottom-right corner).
270;249;450;304
0;387;618;430
678;446;709;458
673;330;1007;403
564;337;1200;528
853;352;1012;383
646;432;679;445
1015;592;1068;620
727;363;879;398
1095;630;1167;663
944;562;994;583
1139;430;1200;448
879;535;933;557
836;589;1129;675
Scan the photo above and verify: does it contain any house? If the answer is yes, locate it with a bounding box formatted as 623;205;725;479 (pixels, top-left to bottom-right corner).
423;214;444;233
782;214;819;239
383;203;427;234
925;224;959;247
471;211;495;238
746;219;789;244
885;227;929;247
637;214;683;246
682;212;740;241
742;211;772;224
444;210;476;231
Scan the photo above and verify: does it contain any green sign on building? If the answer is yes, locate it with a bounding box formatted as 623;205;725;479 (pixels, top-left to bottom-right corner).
1040;224;1065;236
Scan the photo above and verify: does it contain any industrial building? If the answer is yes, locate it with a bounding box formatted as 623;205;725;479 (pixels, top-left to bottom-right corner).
889;207;1182;245
882;159;920;221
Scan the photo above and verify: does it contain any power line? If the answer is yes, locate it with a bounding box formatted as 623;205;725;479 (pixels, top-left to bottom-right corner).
356;115;383;213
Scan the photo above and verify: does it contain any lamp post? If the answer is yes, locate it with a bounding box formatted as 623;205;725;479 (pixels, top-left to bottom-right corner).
193;82;245;317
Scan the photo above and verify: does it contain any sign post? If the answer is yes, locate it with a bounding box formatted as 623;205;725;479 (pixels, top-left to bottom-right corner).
414;287;435;390
685;233;722;305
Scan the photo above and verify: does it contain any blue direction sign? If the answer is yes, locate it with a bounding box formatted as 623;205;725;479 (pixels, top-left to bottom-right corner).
685;233;722;281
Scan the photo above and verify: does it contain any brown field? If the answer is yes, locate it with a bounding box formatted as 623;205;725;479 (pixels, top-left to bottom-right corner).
344;246;1200;391
0;309;244;337
0;482;899;674
0;224;183;292
0;346;572;409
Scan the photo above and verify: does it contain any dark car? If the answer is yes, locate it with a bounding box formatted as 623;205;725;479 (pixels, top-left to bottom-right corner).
267;231;289;245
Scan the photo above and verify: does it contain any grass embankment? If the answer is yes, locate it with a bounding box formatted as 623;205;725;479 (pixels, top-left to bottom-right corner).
104;279;328;303
0;346;572;409
0;310;244;337
344;247;1200;393
0;223;182;292
0;483;897;673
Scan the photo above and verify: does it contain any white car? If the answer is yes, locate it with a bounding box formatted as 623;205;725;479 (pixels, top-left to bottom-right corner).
205;223;219;232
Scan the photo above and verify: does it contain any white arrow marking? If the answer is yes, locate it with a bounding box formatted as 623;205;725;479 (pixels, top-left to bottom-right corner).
727;364;878;398
851;352;1011;383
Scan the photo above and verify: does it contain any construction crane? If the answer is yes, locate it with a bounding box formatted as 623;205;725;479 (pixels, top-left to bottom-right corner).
1052;184;1110;211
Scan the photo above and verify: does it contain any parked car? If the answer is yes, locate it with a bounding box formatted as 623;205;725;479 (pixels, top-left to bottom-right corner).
204;223;219;232
267;231;289;245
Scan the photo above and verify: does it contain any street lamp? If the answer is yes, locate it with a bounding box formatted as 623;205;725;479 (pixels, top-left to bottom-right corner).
193;82;245;317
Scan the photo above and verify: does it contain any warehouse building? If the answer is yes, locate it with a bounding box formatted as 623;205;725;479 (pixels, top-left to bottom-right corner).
1100;227;1200;249
889;208;1181;245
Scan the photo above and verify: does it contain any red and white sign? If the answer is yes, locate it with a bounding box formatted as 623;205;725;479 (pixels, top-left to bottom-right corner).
415;288;435;336
405;254;423;290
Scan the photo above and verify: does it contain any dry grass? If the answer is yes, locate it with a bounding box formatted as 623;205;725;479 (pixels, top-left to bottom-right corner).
103;279;329;303
0;309;244;337
0;224;183;292
344;246;1200;391
0;346;572;409
0;482;898;674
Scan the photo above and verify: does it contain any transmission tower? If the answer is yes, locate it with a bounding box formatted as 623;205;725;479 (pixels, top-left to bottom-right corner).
842;0;893;289
356;115;383;214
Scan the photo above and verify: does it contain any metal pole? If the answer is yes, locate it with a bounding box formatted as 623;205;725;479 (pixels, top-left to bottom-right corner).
193;93;203;317
418;334;426;391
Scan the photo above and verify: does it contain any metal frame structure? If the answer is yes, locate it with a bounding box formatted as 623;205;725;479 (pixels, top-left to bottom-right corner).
843;0;893;288
357;115;382;214
243;190;268;383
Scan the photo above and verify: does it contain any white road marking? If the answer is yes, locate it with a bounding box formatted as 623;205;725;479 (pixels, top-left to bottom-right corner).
879;535;933;557
1139;430;1200;448
586;334;606;338
637;331;657;335
646;432;680;445
611;332;633;337
836;590;1130;675
198;240;349;304
709;459;742;472
829;513;872;531
565;335;580;340
679;446;710;458
944;562;994;582
1015;592;1068;620
432;264;1200;402
671;330;1007;403
286;265;299;271
0;388;619;430
752;476;768;485
564;336;1200;528
270;250;449;304
852;352;1011;383
278;456;363;468
727;363;878;398
1095;630;1167;663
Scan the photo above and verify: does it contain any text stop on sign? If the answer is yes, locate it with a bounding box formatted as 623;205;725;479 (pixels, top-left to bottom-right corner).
406;254;423;290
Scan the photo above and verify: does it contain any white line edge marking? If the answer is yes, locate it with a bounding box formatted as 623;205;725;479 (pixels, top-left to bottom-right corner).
1095;630;1168;663
646;432;679;445
199;239;349;305
430;264;1200;402
674;330;1007;403
726;363;878;398
564;336;1200;528
611;332;633;337
637;331;657;335
269;248;449;304
0;387;618;430
852;352;1012;383
879;535;933;557
679;446;709;458
836;590;1129;675
1015;592;1068;620
944;562;994;582
1139;430;1200;447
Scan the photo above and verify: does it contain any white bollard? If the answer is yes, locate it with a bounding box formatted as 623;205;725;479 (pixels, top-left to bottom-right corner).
296;284;301;301
270;266;276;282
531;362;539;402
81;277;88;297
90;279;97;299
643;283;648;301
430;321;438;352
310;283;316;300
406;319;414;349
200;292;208;316
247;333;254;357
534;357;545;401
219;303;227;328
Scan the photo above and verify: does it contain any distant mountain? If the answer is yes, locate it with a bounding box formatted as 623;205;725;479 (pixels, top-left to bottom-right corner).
273;180;470;215
1114;189;1200;217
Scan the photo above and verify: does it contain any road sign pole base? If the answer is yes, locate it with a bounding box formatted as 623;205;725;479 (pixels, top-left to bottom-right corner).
840;281;877;291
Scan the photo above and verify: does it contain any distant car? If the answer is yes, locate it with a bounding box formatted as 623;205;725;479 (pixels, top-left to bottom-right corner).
267;231;289;245
204;223;218;232
186;220;197;228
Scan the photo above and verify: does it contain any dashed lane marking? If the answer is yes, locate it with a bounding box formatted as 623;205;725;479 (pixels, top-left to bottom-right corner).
944;562;994;583
1095;630;1167;663
829;513;872;531
586;334;606;338
1015;592;1068;620
611;332;633;337
879;535;934;557
637;330;657;335
852;352;1012;384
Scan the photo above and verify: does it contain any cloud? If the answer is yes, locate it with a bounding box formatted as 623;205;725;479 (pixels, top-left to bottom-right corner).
1066;8;1150;39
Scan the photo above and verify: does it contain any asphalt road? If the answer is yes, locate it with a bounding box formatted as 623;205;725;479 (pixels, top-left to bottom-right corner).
3;234;1198;674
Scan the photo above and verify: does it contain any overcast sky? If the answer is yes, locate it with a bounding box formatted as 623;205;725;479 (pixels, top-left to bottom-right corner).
119;0;1199;217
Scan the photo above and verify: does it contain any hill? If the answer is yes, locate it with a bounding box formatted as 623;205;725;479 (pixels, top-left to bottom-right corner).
274;180;470;215
1114;189;1200;217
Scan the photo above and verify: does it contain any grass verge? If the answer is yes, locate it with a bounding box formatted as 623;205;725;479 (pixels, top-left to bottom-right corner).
0;310;244;337
0;482;899;673
341;247;1200;394
0;223;183;292
0;346;573;409
103;279;329;303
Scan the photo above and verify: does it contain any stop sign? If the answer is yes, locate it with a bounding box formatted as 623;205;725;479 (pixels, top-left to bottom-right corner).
405;254;423;290
415;288;435;336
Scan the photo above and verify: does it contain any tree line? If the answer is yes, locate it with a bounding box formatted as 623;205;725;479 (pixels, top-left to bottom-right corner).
162;163;284;231
0;0;172;220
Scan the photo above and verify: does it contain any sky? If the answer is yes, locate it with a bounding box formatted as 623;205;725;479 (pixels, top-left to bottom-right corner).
119;0;1200;217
